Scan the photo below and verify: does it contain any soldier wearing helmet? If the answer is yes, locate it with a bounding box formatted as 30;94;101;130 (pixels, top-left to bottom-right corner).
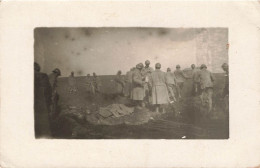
114;70;125;96
132;63;146;109
149;63;169;113
198;64;215;114
191;64;201;96
34;62;52;138
48;68;61;120
49;68;61;89
141;60;154;106
221;63;229;114
173;64;189;99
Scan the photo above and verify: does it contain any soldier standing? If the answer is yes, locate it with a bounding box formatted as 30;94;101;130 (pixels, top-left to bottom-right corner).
48;68;61;118
165;67;177;103
174;65;189;98
68;71;78;94
149;63;169;113
132;63;146;109
221;63;229;114
34;62;52;138
92;72;101;95
191;64;201;96
141;60;154;106
114;70;125;96
198;64;215;114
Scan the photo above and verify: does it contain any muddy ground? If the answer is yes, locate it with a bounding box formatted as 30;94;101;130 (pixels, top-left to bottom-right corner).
51;73;228;139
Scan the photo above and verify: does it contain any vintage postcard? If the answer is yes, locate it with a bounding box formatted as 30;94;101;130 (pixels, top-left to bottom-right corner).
0;1;260;168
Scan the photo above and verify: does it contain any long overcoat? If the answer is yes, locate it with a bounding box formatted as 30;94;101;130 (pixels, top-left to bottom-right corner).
132;69;145;100
150;69;169;104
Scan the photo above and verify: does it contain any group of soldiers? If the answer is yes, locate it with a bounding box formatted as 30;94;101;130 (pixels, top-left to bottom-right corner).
34;62;61;138
34;60;229;137
115;60;229;114
68;71;101;95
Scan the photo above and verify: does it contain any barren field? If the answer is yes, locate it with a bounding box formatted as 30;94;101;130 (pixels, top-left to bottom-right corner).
52;73;228;139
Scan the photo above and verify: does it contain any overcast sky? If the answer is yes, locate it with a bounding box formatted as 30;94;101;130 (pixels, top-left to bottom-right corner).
34;28;228;76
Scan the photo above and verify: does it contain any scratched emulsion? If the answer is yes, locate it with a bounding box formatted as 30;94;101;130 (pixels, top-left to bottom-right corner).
34;28;228;76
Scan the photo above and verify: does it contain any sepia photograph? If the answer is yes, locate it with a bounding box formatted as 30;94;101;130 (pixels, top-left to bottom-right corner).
1;1;260;167
34;27;229;139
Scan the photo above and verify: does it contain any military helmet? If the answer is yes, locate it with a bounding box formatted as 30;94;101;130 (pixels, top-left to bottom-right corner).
222;63;228;68
136;63;144;69
155;63;161;69
52;68;61;76
200;64;207;69
145;60;150;65
34;62;41;72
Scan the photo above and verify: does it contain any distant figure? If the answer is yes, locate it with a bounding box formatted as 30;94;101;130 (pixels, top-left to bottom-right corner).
141;60;154;106
68;71;78;94
165;68;177;102
149;63;169;113
132;63;146;109
191;64;201;96
48;68;61;117
92;72;101;95
198;64;215;114
114;70;125;96
86;74;94;94
124;68;134;97
174;65;189;98
221;63;229;113
34;62;52;138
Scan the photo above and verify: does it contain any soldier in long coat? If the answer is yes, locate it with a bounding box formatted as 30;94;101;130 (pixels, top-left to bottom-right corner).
149;63;169;113
141;60;154;105
68;71;78;94
174;65;189;98
191;64;201;96
34;62;52;138
86;74;94;94
221;63;229;113
165;68;177;102
114;70;125;96
124;68;134;97
48;68;61;119
132;63;146;109
92;72;101;95
198;64;215;113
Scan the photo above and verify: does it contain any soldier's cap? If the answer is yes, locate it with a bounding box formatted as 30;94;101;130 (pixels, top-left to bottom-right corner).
176;65;180;68
52;68;61;76
200;64;207;69
191;64;195;67
222;63;228;68
167;67;171;71
145;60;150;65
155;63;161;69
34;62;41;72
136;63;144;69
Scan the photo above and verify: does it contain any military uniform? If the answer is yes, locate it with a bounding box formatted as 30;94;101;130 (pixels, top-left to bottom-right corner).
86;76;94;94
150;69;169;104
165;71;178;101
191;68;201;96
124;70;133;97
114;74;125;95
92;76;101;94
198;68;215;113
141;66;154;103
34;71;52;138
132;68;145;100
174;69;187;89
68;75;77;93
